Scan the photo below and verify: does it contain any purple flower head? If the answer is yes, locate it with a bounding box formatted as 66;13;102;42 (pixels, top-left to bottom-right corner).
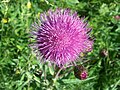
31;8;93;67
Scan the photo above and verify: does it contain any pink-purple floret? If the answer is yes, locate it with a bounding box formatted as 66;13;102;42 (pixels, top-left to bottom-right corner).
32;8;93;67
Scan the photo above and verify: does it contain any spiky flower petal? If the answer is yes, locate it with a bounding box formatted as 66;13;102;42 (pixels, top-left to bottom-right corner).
31;8;93;67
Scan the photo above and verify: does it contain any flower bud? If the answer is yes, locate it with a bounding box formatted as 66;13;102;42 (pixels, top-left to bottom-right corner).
114;15;120;20
80;71;87;80
100;49;108;57
74;65;88;80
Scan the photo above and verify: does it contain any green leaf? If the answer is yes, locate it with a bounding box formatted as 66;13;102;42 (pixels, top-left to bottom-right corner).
33;75;40;83
62;76;96;84
66;0;79;4
16;45;23;51
99;4;109;16
49;66;54;75
26;72;33;79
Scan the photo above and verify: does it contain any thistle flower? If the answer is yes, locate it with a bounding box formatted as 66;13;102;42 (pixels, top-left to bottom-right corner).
31;8;93;67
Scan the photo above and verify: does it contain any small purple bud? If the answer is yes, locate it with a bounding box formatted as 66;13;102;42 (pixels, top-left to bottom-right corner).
80;71;87;80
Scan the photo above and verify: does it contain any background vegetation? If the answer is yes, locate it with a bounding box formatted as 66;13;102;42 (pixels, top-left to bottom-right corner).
0;0;120;90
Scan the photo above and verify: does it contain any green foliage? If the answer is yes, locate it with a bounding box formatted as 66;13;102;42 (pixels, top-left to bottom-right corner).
0;0;120;90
